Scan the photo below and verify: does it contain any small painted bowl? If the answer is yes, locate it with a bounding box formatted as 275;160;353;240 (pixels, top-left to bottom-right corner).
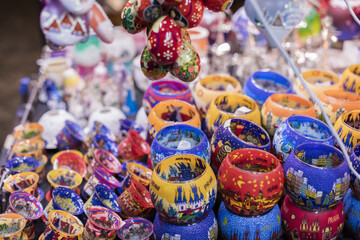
91;120;116;141
118;119;146;141
56;120;84;150
44;210;83;240
14;122;44;141
5;156;39;174
84;167;122;197
12;138;45;160
4;172;40;200
92;134;119;157
47;168;82;190
150;154;217;225
273;115;335;163
350;144;360;200
261;93;316;136
341;64;360;94
52;151;87;178
334;110;360;153
344;189;360;238
151;124;210;168
0;213;26;240
118;130;150;161
92;149;122;175
126;162;152;187
211;118;271;172
50;150;83;164
281;195;345;240
84;184;121;214
206;93;261;137
153;209;218;240
117;217;153;240
284;143;350;210
218;202;281;240
218;149;283;216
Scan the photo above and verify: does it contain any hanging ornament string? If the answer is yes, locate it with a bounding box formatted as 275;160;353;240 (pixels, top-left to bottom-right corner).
344;0;360;25
246;0;360;180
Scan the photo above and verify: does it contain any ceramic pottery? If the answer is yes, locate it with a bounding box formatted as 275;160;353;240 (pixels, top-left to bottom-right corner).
341;64;360;94
4;172;40;200
126;162;152;187
350;144;360;200
51;150;83;164
281;195;345;240
14;123;44;141
344;189;360;239
284;143;350;210
151;124;210;168
12;138;45;161
118;130;150;161
0;213;26;240
273;115;334;163
169;0;203;28
318;90;360;124
47;169;82;191
92;134;119;157
147;100;201;142
117;217;153;240
84;184;121;214
44;210;83;240
206;93;261;137
118;119;146;141
202;0;233;12
6;156;39;175
140;46;170;80
243;70;292;106
150;154;216;224
218;149;283;216
52;151;87;178
84;206;122;240
90;121;116;142
211;118;271;172
147;16;182;66
153;209;217;240
84;167;121;197
334;110;360;153
92;149;122;175
218;202;281;240
143;80;194;115
56;120;84;150
117;178;154;218
121;1;147;34
261;93;316;136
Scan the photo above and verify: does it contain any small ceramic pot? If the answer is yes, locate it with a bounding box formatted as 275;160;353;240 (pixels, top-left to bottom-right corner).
334;110;360;153
84;206;122;240
0;213;26;240
202;0;233;12
151;124;210;168
12;138;45;160
91;149;122;175
44;210;83;240
92;134;119;157
218;202;281;240
281;195;345;240
117;217;153;240
261;93;316;136
318;90;360;124
5;156;39;175
51;150;83;164
344;189;360;238
147;100;201;142
218;149;283;216
127;162;152;187
118;119;146;141
350;144;360;200
341;64;360;94
56;120;84;150
14;122;44;141
211;118;271;172
143;80;194;115
150;154;216;224
243;70;292;106
118;130;150;161
84;184;121;214
153;209;218;240
4;172;40;200
284;143;350;210
52;151;87;178
273;115;334;163
206;93;261;137
84;167;121;197
47;168;82;191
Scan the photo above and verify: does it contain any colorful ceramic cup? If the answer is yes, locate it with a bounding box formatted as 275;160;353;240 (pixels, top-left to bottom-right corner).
350;144;360;200
150;154;217;224
51;150;83;164
143;80;194;115
284;143;350;210
92;134;119;157
126;162;152;187
14;122;44;141
47;169;82;190
44;210;83;240
341;64;360;94
84;206;122;240
92;149;122;175
91;121;116;141
5;156;39;175
318;90;360;124
334;110;360;153
211;118;271;172
281;195;345;240
84;167;121;197
273;115;335;163
244;70;292;106
153;210;218;240
4;172;40;200
117;217;153;240
52;151;87;178
0;213;26;240
218;202;281;240
147;100;201;142
344;189;360;239
151;124;210;168
84;184;121;214
118;119;146;141
218;149;283;216
118;130;150;161
56;120;84;150
12;138;45;160
261;93;316;136
206;93;261;137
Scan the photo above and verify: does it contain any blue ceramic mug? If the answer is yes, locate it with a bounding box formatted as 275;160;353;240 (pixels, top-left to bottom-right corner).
56;120;84;150
84;184;121;214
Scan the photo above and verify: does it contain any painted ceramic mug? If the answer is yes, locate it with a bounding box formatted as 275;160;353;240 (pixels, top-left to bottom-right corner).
118;130;150;161
4;172;40;200
5;156;39;175
14;122;44;141
0;213;26;240
341;64;360;94
56;120;84;150
84;184;121;214
117;217;153;240
334;110;360;153
12;138;45;161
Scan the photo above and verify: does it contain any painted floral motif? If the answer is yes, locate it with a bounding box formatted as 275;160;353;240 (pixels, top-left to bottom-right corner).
121;2;146;34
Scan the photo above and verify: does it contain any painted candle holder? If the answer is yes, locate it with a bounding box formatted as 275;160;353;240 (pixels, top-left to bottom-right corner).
118;119;146;141
84;167;121;198
91;121;116;142
117;217;153;240
150;154;217;225
211;118;271;172
52;151;87;178
4;172;40;200
84;184;121;214
0;213;26;240
14;122;44;141
51;150;83;164
334;110;360;153
344;189;360;239
143;80;194;115
261;93;316;136
281;195;345;240
218;202;281;240
84;206;122;240
92;134;119;157
273;115;334;163
206;93;261;137
91;149;122;175
147;100;201;142
244;70;292;106
6;156;39;175
153;209;218;240
47;168;82;191
284;143;350;210
341;64;360;94
12;138;45;160
118;130;150;161
218;149;283;216
56;120;84;150
7;191;43;240
350;144;360;200
44;210;83;240
126;162;152;187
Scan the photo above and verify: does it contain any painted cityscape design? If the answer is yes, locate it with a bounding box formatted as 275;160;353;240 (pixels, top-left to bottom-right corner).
336;112;360;152
226;225;279;240
288;120;329;140
158;129;201;149
10;195;41;218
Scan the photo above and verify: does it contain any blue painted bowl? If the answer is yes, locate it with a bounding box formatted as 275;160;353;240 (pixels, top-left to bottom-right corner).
92;134;119;157
84;184;121;214
283;142;350;210
117;217;153;240
119;119;146;140
84;167;122;198
151;124;210;168
6;156;39;174
8;191;43;220
91;121;116;141
273;115;334;163
56;120;84;150
218;202;281;240
153;210;218;240
344;189;360;238
350;144;360;200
